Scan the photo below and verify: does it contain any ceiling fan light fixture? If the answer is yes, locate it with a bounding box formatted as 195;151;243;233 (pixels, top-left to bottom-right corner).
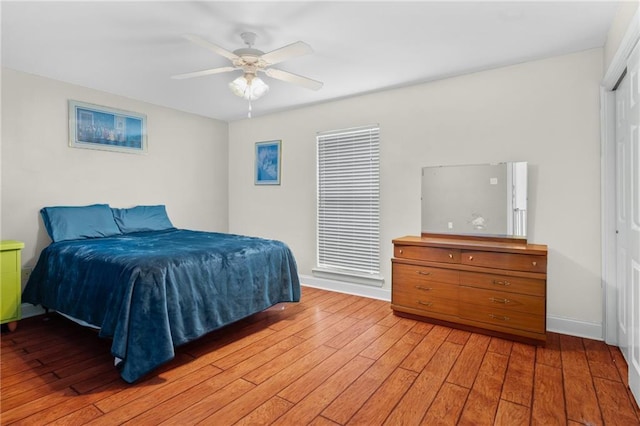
229;74;269;101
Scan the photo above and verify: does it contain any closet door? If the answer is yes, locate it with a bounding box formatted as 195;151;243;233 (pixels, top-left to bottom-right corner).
627;40;640;404
616;40;640;404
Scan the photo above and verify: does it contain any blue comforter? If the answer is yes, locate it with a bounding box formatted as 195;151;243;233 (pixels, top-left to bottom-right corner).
23;229;300;383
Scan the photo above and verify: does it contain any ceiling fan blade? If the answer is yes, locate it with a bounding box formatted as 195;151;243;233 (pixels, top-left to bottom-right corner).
183;34;239;61
265;68;323;91
261;41;313;65
171;66;236;80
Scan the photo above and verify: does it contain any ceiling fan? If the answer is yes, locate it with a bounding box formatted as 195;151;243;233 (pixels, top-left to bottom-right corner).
172;32;323;104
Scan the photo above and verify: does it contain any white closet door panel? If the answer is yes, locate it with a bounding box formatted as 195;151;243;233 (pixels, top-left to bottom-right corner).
625;40;640;405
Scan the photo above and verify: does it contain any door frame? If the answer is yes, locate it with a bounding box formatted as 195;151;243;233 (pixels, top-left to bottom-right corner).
602;9;639;345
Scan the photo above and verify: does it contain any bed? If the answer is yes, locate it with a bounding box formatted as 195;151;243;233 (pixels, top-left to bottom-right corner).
22;204;300;383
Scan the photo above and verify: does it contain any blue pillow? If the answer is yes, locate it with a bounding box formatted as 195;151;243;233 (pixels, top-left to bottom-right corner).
41;204;122;242
111;205;174;233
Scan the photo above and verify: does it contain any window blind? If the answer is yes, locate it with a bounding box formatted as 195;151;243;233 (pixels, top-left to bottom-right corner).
317;125;380;276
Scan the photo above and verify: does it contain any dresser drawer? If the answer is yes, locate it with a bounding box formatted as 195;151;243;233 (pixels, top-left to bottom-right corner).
459;271;545;297
393;262;459;285
392;285;458;317
458;303;545;334
394;245;460;263
460;250;546;273
393;276;458;300
459;286;544;315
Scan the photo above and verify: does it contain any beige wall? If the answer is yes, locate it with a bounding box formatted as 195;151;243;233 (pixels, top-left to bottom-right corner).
228;48;604;328
1;69;229;270
604;1;639;72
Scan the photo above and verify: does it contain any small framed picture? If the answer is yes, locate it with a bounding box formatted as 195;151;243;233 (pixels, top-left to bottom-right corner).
255;140;281;185
69;100;147;154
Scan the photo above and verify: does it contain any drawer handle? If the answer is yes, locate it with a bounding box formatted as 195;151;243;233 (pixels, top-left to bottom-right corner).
468;256;473;261
449;253;453;259
417;271;432;276
417;300;433;307
399;249;404;254
492;280;511;286
489;314;510;321
532;261;537;266
489;297;510;304
415;285;433;291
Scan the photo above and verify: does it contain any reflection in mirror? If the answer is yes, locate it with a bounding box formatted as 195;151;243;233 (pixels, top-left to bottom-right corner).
421;162;527;239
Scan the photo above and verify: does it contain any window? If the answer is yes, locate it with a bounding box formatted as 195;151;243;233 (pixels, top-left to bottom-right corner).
316;125;381;282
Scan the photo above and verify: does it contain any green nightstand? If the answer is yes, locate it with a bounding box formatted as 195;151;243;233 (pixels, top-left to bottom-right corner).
1;240;24;332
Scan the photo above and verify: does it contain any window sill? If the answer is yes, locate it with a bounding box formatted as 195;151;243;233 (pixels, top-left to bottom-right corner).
311;267;384;288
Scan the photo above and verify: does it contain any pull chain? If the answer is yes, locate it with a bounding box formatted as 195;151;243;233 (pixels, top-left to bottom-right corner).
248;100;252;118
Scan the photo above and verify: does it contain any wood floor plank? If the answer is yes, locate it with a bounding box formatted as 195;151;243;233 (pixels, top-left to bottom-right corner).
593;376;640;425
610;344;630;386
446;333;491;389
293;312;359;340
241;326;376;385
45;405;105;426
202;345;336;425
457;351;509;425
446;329;471;345
191;330;329;410
494;399;530;426
347;299;390;319
347;367;418;425
487;337;513;356
277;322;394;404
321;331;424;424
408;320;434;336
320;294;363;314
536;331;562;368
7;380;122;426
156;378;254;425
531;364;566;426
2;359;115;412
0;387;79;425
127;373;255;424
235;396;293;425
560;335;603;425
211;324;308;371
2;288;639;425
330;296;370;316
273;355;375;425
86;365;224;425
323;318;390;350
181;320;277;359
420;381;469;425
93;353;222;414
500;342;535;407
400;324;451;372
309;416;341;426
358;318;416;360
376;311;402;328
384;341;463;426
584;339;622;381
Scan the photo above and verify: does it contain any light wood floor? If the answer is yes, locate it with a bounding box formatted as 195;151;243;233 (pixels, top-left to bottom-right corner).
1;286;639;425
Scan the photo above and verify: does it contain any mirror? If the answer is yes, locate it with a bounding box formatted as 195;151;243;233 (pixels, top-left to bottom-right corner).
421;162;527;239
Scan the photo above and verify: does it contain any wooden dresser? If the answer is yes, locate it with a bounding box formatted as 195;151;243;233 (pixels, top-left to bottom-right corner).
392;234;547;344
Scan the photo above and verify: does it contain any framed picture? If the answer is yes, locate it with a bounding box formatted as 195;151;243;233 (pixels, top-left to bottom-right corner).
69;100;147;154
255;140;281;185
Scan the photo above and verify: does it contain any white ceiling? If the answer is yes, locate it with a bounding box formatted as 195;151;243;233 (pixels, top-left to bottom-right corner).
1;1;619;122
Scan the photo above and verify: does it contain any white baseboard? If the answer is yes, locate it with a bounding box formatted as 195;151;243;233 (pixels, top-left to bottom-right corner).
546;314;603;341
21;303;46;319
300;274;391;301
